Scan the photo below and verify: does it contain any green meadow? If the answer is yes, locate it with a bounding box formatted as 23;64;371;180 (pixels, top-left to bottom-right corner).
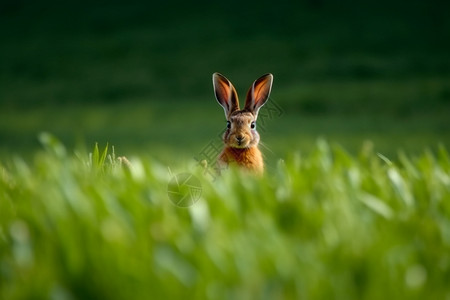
1;138;450;299
1;1;450;159
1;1;450;299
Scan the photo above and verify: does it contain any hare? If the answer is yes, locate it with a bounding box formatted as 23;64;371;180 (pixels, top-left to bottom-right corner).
212;72;273;174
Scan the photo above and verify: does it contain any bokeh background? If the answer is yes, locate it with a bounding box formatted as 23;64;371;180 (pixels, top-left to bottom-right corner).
1;0;450;162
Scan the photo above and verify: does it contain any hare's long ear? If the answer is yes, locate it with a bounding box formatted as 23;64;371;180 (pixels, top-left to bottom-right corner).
213;73;240;119
244;73;273;119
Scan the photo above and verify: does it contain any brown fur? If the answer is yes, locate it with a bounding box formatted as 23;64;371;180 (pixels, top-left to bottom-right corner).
219;146;264;173
213;73;273;174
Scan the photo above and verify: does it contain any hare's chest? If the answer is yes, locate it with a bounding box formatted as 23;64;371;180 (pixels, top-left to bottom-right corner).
219;147;263;173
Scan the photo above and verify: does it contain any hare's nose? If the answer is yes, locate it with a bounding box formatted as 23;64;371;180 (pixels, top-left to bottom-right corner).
236;136;244;142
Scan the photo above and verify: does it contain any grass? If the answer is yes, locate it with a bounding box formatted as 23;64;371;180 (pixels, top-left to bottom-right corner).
1;135;449;299
1;1;450;160
1;2;450;297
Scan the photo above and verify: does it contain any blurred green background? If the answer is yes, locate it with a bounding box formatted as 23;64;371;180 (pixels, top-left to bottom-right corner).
1;0;449;161
1;2;450;298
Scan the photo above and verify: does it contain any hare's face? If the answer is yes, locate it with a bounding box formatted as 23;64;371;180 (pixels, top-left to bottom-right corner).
213;72;272;148
224;111;259;149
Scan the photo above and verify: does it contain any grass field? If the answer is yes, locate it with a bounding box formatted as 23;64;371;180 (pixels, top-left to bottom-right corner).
1;137;449;299
1;1;450;298
1;1;450;160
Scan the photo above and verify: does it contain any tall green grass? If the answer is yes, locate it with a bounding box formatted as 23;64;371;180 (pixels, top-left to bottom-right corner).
1;135;449;299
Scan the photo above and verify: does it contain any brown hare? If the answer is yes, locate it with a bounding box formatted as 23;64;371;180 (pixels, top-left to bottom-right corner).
212;72;273;174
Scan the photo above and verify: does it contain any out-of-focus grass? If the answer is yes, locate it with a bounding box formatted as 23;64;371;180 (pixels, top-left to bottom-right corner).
1;136;449;299
1;89;448;163
1;1;450;159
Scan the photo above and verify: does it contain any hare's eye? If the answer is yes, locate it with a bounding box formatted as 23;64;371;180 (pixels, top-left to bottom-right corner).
226;121;231;129
250;121;256;129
